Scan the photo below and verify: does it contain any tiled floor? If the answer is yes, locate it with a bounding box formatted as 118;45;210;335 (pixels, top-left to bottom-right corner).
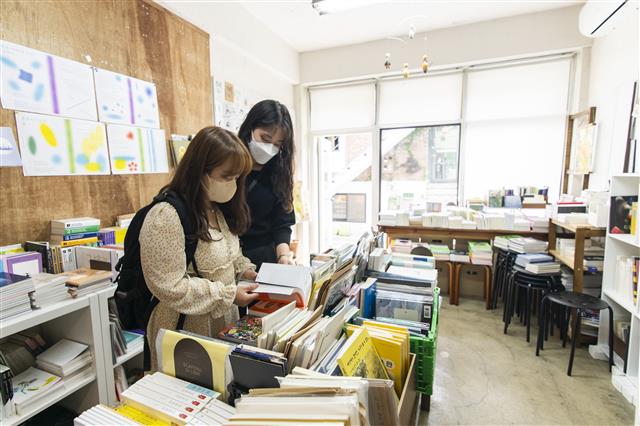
419;298;635;425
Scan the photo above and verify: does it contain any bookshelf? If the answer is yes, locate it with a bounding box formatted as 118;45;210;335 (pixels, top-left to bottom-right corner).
0;287;115;424
592;174;639;416
378;225;548;242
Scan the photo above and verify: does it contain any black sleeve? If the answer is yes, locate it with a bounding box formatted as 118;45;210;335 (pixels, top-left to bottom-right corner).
270;200;296;246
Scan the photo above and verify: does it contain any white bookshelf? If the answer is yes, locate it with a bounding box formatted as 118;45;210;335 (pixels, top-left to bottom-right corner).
0;287;116;424
593;174;639;417
96;287;144;406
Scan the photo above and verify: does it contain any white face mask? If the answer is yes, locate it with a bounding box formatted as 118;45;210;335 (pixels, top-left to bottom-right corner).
207;177;237;203
249;139;280;165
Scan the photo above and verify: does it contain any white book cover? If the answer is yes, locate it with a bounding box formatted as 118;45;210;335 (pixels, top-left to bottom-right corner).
11;367;62;409
36;338;88;367
255;263;312;305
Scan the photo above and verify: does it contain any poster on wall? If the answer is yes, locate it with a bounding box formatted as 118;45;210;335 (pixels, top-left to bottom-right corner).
94;68;160;129
0;127;22;167
0;39;97;121
106;124;168;174
213;79;262;133
15;111;110;176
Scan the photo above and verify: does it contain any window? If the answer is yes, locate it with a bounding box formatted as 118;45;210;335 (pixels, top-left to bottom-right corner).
380;125;460;212
316;132;373;251
462;59;571;201
309;83;375;131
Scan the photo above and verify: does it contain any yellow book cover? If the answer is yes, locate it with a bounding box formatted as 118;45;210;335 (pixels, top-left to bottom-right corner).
366;330;404;396
59;237;98;247
114;404;171;425
363;320;410;377
155;329;232;399
631;202;637;235
337;328;389;380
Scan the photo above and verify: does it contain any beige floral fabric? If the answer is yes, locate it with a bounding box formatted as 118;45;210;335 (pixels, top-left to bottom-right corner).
139;201;255;371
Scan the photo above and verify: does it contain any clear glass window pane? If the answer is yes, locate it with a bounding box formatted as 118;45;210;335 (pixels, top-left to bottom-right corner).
380;125;460;212
317;133;373;251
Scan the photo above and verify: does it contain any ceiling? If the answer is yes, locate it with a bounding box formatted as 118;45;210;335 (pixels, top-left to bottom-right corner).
239;0;583;52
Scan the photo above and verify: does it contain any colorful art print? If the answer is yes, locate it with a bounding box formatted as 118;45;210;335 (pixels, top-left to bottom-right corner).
218;315;262;344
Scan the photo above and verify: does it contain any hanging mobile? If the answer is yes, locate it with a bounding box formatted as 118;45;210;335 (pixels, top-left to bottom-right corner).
402;63;409;79
384;53;391;70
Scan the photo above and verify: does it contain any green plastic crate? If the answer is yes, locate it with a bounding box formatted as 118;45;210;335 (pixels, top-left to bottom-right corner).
410;286;440;395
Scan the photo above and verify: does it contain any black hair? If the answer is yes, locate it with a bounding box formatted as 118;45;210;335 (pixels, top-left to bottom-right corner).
238;99;295;212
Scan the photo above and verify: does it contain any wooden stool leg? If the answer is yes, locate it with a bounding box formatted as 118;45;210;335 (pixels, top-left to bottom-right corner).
454;263;461;305
447;262;455;305
484;266;492;310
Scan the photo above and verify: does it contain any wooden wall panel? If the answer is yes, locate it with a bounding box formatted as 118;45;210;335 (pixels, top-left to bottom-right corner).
0;0;212;245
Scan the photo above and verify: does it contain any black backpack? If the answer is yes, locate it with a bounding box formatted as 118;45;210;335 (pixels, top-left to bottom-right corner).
114;190;200;368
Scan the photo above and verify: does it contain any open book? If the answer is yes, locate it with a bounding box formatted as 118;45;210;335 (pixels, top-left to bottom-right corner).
252;263;312;307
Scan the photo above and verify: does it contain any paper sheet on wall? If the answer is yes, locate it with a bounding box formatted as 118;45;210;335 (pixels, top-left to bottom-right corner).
94;67;160;128
0;127;22;167
0;39;97;121
106;123;168;174
15;111;110;176
213;79;262;133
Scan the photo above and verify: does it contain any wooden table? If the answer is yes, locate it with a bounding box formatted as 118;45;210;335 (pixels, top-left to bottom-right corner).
547;219;606;293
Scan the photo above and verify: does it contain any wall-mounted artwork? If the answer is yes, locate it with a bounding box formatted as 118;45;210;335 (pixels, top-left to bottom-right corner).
570;117;598;174
0;40;97;120
15;112;109;176
94;68;160;129
106;124;168;174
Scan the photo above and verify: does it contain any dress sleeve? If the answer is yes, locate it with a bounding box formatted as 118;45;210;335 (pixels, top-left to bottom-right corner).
139;202;236;316
233;254;256;280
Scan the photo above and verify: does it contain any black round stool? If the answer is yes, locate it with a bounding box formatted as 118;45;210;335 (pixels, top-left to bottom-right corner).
536;291;614;376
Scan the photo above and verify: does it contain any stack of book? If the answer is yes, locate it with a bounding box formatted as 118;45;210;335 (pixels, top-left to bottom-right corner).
524;261;561;274
493;235;522;250
50;217;100;248
561;267;574;291
468;242;493;265
429;244;450;261
507;237;547;254
378;211;399;226
97;227;127;246
0;332;44;375
0;364;13;408
449;249;470;263
516;253;560;274
74;404;166;425
228;344;288;395
10;366;62;415
583;255;605;273
0;272;35;320
0;251;42;276
116;213;135;228
528;216;550;233
120;372;223;425
30;273;70;308
390;239;412;254
64;268;112;298
35;339;93;378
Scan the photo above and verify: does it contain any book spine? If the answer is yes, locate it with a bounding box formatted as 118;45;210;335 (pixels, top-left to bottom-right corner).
53;232;99;241
59;237;99;248
54;225;101;235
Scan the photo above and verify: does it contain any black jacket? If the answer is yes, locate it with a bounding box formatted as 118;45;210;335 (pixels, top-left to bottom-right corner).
240;166;295;250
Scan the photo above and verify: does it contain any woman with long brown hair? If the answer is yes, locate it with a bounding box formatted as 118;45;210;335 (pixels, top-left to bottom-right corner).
237;100;296;269
139;126;259;371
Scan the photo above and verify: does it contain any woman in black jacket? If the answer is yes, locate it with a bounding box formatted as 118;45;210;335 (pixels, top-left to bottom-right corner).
237;100;296;270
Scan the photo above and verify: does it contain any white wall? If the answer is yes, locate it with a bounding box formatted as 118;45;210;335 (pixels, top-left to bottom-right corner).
300;5;591;84
587;4;639;190
157;1;299;108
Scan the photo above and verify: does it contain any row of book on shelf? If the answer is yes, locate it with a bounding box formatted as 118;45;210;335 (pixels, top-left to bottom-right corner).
1;335;94;418
72;232;438;426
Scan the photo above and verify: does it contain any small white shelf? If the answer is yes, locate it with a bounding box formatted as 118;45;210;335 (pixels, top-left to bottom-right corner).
114;345;143;368
0;297;90;339
3;373;96;426
603;289;637;315
608;233;640;249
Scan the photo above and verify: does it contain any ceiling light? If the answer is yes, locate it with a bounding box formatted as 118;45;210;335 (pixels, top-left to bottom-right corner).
311;0;387;16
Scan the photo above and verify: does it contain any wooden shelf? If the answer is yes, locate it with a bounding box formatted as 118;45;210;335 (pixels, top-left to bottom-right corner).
3;372;96;426
608;233;640;249
114;345;144;368
549;249;575;270
550;219;606;236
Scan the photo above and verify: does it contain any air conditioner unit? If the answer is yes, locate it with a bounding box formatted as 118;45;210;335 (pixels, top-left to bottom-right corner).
579;0;630;38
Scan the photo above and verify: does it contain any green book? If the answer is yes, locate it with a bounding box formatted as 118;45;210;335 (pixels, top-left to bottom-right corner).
61;225;100;235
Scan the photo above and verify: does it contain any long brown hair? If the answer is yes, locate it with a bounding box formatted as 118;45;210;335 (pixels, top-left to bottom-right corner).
161;126;252;241
238;100;294;212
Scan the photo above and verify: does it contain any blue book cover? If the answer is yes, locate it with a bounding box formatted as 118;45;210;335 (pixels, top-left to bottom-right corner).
361;280;377;319
62;232;98;241
515;254;553;267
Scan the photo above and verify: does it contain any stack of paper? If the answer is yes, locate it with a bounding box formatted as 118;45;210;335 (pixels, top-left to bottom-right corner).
10;367;62;415
468;242;493;265
428;244;450;261
378;211;398;226
390;239;412;254
0;272;35;320
35;339;92;378
449;250;470;263
507;237;547;254
65;268;112;298
515;254;554;268
30;273;70;308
